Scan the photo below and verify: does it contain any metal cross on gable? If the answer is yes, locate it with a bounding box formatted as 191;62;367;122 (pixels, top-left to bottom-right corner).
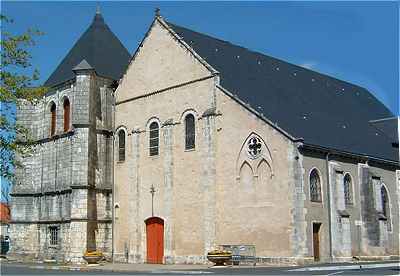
248;137;262;158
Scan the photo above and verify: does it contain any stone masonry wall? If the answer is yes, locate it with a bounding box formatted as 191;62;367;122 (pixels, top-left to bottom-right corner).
302;152;399;262
113;17;217;263
10;71;114;263
215;89;297;262
114;16;301;264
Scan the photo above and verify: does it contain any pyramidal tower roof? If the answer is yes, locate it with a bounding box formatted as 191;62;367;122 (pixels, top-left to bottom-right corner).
45;10;131;87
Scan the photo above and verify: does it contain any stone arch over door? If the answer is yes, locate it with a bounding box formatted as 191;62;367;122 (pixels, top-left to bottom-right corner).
145;217;164;264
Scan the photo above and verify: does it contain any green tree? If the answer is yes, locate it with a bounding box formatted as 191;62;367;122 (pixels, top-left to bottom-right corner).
0;15;47;179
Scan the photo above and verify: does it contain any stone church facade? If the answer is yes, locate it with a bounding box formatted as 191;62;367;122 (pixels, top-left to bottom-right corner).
113;13;399;264
9;10;399;265
9;11;130;263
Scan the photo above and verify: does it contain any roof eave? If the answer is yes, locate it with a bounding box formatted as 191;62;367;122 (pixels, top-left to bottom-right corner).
300;142;399;168
45;71;121;92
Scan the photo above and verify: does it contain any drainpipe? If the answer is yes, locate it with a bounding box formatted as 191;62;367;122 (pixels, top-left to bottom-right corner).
325;152;333;261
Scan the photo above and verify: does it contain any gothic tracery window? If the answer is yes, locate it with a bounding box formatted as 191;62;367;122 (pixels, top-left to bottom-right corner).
149;122;159;156
344;173;353;206
50;102;56;136
63;98;70;132
118;130;125;162
247;136;262;159
310;169;322;202
185;114;195;150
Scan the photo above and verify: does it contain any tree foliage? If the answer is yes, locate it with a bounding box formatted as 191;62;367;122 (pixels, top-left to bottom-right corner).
0;15;47;179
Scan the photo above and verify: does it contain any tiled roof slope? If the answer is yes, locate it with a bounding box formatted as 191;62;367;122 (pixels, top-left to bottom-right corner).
167;22;398;162
45;12;131;87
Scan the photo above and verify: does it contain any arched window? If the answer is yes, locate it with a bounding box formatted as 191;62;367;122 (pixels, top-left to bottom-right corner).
149;122;159;156
185;114;195;150
118;130;125;162
381;186;389;217
63;98;70;132
50;102;56;136
310;169;322;202
381;185;391;231
343;173;353;206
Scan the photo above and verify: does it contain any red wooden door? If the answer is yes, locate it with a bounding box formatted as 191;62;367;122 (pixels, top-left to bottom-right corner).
146;217;164;264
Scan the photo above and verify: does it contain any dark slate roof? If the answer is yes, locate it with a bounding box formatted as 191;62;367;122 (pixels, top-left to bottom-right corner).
369;117;398;145
167;22;398;162
45;12;131;87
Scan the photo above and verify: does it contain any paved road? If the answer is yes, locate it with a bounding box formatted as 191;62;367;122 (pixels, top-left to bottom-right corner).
1;263;399;276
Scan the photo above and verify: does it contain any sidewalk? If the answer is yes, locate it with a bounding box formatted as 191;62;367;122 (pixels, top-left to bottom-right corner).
76;262;211;272
91;259;399;272
1;260;212;273
288;261;399;272
2;258;399;273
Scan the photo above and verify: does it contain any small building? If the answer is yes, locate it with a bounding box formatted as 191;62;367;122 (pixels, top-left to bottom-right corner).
113;13;399;264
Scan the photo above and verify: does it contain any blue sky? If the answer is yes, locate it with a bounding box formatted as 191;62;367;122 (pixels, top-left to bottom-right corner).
1;1;399;115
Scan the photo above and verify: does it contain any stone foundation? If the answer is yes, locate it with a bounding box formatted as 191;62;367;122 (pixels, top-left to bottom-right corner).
9;221;111;263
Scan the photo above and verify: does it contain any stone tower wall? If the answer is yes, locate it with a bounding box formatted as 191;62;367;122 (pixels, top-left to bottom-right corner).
10;72;114;263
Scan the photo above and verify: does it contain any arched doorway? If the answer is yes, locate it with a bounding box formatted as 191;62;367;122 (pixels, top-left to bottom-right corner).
145;217;164;264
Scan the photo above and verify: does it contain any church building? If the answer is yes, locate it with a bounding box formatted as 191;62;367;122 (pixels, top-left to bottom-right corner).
9;9;399;265
113;12;399;264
